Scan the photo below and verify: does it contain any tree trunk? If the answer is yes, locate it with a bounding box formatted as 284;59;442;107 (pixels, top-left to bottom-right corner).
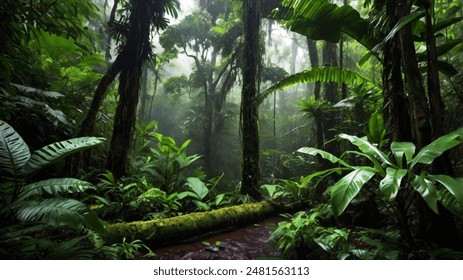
422;0;459;249
382;1;413;142
306;38;323;148
148;68;160;121
105;0;120;61
395;0;458;249
106;0;151;178
241;0;262;199
138;63;149;124
65;55;123;176
322;41;339;155
78;56;123;138
105;201;278;245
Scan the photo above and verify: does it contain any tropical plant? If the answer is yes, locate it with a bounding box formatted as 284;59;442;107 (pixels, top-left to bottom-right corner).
261;178;309;204
110;237;155;260
298;128;463;244
137;131;202;194
270;204;401;259
0;120;106;258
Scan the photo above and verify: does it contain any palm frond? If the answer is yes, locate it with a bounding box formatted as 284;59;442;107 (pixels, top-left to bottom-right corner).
20;137;105;176
259;67;379;103
19;178;95;200
0;120;30;177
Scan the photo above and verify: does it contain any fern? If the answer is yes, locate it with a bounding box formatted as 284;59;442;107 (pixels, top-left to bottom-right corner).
15;198;88;228
20;136;106;176
0;120;30;177
19;178;95;200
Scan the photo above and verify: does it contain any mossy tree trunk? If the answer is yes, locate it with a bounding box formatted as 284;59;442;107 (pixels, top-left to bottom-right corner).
241;0;262;199
105;201;279;245
106;0;152;178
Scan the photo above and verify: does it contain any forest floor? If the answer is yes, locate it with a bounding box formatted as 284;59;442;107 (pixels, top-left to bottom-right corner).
150;215;285;260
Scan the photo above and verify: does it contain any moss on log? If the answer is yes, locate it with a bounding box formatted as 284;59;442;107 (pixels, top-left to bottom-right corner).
105;201;278;245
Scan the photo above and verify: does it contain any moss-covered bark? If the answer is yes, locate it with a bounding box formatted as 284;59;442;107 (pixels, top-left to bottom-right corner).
105;201;279;245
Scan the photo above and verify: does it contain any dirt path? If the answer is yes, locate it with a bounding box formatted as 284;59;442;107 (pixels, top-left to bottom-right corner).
151;216;284;260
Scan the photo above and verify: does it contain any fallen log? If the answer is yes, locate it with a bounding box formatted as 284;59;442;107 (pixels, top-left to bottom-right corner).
105;201;286;245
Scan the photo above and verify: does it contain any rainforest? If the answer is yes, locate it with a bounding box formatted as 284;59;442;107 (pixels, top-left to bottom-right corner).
1;0;463;260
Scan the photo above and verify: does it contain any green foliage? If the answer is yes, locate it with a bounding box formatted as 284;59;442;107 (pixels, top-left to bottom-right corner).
110;238;155;260
366;112;387;148
298;128;463;227
261;67;380;103
1;120;105;178
137;131;202;194
271;0;377;49
261;179;309;204
0;120;106;234
0;120;108;259
270;204;400;259
0;225;112;259
93;171;227;221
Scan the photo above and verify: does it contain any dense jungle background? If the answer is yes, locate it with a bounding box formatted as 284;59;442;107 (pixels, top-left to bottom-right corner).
1;0;463;260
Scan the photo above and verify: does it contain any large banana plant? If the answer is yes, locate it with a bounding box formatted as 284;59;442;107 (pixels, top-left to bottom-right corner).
298;128;463;218
0;120;106;233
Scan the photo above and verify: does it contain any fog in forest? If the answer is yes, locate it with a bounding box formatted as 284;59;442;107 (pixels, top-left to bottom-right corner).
2;0;463;261
129;0;319;187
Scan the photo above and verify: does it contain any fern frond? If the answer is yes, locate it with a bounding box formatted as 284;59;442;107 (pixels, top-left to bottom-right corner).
19;178;95;200
0;120;30;177
15;198;88;229
20;137;105;176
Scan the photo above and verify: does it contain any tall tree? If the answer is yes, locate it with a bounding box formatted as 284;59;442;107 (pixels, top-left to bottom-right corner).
159;5;242;175
77;0;179;178
376;0;460;248
241;0;262;199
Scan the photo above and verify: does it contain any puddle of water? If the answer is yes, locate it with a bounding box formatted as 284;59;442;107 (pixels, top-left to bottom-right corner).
151;216;285;260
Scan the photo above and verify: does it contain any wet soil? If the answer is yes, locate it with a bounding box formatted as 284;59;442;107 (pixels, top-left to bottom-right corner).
151;216;285;260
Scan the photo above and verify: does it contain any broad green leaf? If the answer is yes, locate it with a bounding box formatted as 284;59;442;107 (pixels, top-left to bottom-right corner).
193;200;210;211
301;167;351;187
331;167;376;217
436;60;459;77
391;142;416;167
379;167;407;201
417;39;462;61
345;150;385;176
411;128;463;169
439;188;463;218
429;175;463;204
185;177;208;200
261;184;279;198
433;17;463;33
411;175;439;214
82;211;107;235
0;120;30;177
19;178;95;200
366;112;385;145
297;147;351;168
177;139;191;155
338;134;393;166
274;0;376;50
20;137;105;176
